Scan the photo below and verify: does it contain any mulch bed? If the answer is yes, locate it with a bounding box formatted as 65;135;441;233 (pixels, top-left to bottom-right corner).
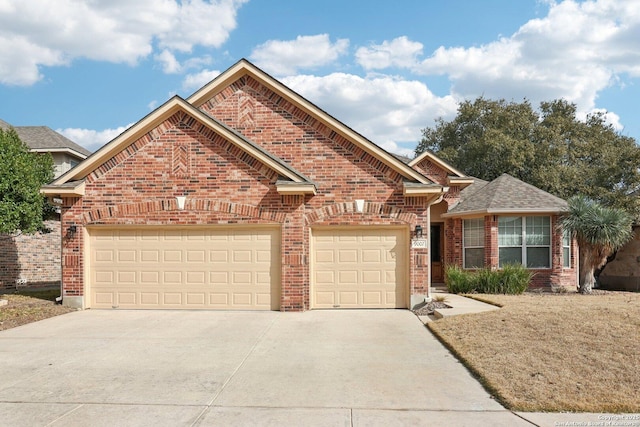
0;290;74;331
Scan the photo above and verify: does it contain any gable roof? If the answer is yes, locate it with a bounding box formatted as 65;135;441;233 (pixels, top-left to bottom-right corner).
444;173;568;217
1;119;91;158
188;59;433;186
44;96;316;196
409;150;466;178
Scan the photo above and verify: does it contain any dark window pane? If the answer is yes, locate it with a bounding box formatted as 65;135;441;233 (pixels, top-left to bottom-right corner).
527;247;550;268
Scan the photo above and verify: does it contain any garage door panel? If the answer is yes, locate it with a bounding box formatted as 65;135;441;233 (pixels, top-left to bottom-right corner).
362;291;382;305
140;271;159;284
312;227;406;309
210;250;228;262
315;291;335;305
118;250;136;262
117;271;136;284
140;293;159;305
164;293;182;305
94;292;113;305
89;226;280;310
164;271;182;284
164;250;182;262
118;292;136;305
140;250;159;262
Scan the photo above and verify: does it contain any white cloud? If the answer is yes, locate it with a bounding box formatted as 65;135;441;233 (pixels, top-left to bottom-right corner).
57;124;134;153
282;73;458;156
157;0;248;52
355;36;424;70
155;50;182;74
182;69;221;92
0;0;246;86
416;0;640;112
576;108;624;132
250;34;349;75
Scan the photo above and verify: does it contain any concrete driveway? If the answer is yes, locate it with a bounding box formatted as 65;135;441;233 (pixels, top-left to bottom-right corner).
0;309;529;426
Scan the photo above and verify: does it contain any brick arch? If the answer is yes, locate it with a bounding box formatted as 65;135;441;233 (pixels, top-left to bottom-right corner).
82;198;287;224
305;201;415;225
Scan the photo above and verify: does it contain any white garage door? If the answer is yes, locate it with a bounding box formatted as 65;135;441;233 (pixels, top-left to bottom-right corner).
88;226;280;310
311;227;407;309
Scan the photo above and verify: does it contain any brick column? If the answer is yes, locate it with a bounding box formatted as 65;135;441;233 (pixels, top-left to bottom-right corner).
485;215;499;269
61;197;85;308
280;199;307;311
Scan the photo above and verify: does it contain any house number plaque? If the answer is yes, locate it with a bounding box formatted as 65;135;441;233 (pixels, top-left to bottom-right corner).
411;238;428;249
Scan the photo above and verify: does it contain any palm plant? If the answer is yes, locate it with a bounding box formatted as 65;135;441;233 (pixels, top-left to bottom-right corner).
560;195;634;294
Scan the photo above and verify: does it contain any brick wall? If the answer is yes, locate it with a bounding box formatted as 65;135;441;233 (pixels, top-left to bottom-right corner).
0;220;61;290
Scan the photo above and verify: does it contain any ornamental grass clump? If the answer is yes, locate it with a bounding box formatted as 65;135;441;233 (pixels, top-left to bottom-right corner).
445;264;531;294
444;265;476;293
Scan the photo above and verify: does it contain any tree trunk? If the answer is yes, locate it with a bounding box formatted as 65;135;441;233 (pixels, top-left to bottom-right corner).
579;246;595;294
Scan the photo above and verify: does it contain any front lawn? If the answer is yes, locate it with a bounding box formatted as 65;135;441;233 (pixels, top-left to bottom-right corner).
427;291;640;413
0;289;74;331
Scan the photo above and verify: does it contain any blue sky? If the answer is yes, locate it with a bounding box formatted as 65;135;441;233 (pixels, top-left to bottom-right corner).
1;0;639;156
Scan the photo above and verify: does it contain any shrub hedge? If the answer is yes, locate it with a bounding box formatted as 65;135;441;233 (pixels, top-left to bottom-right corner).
445;264;532;294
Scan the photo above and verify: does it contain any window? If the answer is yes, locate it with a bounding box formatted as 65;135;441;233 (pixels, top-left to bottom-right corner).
463;218;484;268
498;216;551;268
563;230;571;268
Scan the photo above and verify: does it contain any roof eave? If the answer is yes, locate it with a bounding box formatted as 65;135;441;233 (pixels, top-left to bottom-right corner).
30;147;88;159
403;182;448;197
442;207;569;218
447;176;475;188
276;181;317;195
41;181;86;197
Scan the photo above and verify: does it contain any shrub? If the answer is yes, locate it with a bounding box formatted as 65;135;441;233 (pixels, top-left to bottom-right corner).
445;264;532;295
445;265;476;294
497;263;532;294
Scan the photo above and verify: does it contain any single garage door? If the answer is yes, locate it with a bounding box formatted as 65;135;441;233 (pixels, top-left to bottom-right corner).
311;227;407;309
88;226;280;310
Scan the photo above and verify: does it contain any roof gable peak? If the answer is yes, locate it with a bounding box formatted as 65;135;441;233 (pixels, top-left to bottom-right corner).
187;59;433;185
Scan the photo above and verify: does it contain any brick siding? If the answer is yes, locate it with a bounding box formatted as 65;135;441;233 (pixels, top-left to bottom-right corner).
0;220;61;290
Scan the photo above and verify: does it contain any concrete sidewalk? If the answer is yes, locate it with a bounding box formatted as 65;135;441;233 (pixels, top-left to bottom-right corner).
417;291;501;324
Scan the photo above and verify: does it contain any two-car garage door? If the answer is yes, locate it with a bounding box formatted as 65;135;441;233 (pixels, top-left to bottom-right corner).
88;226;280;310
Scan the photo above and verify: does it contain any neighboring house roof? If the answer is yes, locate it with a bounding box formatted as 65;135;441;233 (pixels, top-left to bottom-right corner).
0;119;91;159
391;153;412;164
444;173;568;217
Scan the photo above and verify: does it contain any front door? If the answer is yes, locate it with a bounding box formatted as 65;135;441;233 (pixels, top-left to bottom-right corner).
430;224;444;283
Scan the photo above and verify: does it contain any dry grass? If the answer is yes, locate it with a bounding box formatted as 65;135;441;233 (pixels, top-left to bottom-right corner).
0;289;74;331
427;291;640;413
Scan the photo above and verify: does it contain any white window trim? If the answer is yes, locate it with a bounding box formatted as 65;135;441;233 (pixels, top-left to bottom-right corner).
562;230;571;269
463;218;484;269
498;216;552;269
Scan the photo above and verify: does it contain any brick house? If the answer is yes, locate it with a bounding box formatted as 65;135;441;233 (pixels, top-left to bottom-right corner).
42;59;577;310
0;120;90;290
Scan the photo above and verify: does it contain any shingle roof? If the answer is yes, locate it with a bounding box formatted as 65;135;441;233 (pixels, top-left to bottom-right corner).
447;173;568;215
0;119;91;157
